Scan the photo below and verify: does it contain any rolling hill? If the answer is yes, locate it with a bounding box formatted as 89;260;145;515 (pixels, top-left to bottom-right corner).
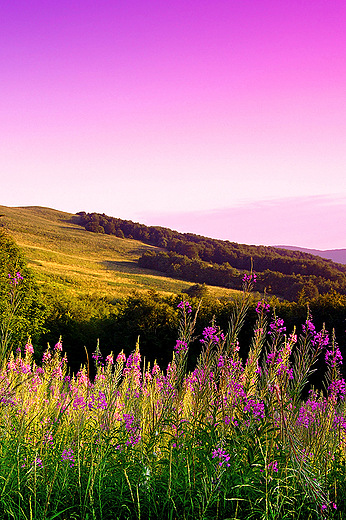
0;205;239;301
3;204;346;376
3;204;346;303
76;209;346;301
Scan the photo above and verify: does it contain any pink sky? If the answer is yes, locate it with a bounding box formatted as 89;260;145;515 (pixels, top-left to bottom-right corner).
1;0;346;249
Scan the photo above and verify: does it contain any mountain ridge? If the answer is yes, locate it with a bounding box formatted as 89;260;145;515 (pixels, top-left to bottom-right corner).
276;245;346;265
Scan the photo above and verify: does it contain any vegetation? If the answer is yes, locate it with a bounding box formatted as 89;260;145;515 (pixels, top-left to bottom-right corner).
1;204;346;384
0;205;239;301
0;205;241;375
2;206;346;517
0;229;46;362
78;211;346;301
0;274;346;518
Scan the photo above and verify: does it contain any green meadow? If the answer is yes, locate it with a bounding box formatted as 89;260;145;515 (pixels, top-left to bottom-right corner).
0;205;240;301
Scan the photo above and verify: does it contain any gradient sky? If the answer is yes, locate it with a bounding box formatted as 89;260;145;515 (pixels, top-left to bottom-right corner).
1;0;346;249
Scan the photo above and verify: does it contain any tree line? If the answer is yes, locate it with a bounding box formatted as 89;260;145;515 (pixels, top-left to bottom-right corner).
77;211;346;301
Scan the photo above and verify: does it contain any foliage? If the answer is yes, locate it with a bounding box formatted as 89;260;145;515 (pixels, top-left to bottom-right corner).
78;211;346;301
39;285;119;375
0;277;346;518
0;230;47;359
36;284;346;388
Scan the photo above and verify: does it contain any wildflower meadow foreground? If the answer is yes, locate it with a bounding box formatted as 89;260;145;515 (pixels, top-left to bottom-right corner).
1;274;346;519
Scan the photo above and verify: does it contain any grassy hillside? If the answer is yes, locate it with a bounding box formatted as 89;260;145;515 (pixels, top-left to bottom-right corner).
0;205;240;300
78;210;346;301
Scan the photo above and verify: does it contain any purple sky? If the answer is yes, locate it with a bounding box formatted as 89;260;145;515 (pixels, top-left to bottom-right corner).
1;0;346;249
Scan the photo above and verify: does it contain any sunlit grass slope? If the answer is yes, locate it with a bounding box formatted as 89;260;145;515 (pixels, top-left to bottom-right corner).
0;205;240;300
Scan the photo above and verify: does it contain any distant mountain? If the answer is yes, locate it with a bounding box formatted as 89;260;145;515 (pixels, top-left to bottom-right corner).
276;246;346;265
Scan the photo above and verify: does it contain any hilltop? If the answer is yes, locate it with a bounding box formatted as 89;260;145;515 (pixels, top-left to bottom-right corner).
0;205;238;301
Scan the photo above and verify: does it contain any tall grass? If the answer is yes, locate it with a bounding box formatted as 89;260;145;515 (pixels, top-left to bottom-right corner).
0;274;345;519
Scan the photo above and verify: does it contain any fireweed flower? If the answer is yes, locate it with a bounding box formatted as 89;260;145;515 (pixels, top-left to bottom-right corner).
302;319;316;335
333;414;346;431
212;447;231;467
122;351;142;387
19;359;31;374
92;351;103;366
325;347;343;367
312;329;329;348
288;332;297;344
42;349;51;363
123;413;141;446
174;340;188;353
106;353;114;365
268;317;286;336
229;340;240;352
76;370;89;386
54;338;63;351
62;448;75;467
296;397;327;428
96;391;107;410
267;460;278;472
151;362;160;375
242;273;257;283
266;347;294;379
224;416;238;427
243;398;265;420
116;351;126;363
133;351;141;365
25;338;34;355
43;432;54;446
177;300;192;313
256;300;270;314
302;319;330;352
144;371;153;385
255;361;262;375
200;326;224;345
302;318;330;349
277;364;293;379
32;457;43;469
217;355;225;367
328;379;346;400
266;353;276;364
8;271;24;285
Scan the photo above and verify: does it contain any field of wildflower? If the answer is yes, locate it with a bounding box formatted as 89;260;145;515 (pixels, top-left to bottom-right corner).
1;272;346;519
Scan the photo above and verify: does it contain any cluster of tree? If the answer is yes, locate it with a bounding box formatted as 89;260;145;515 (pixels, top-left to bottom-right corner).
138;250;241;288
77;211;346;301
139;250;341;301
0;229;47;358
40;287;346;386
